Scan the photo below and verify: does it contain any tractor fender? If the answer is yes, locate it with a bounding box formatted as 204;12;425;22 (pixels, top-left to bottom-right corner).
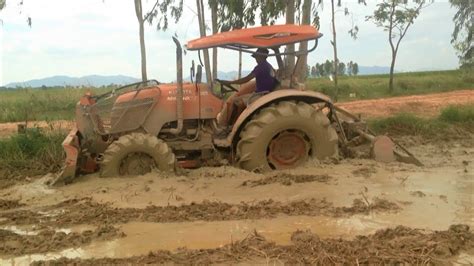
225;89;333;147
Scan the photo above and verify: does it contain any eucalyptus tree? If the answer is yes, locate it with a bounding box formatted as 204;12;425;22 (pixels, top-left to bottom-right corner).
449;0;473;68
134;0;183;81
366;0;431;91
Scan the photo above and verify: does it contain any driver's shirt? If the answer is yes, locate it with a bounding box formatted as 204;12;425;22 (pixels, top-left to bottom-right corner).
252;60;276;93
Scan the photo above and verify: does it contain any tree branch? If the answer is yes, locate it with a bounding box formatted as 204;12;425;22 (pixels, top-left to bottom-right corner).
144;0;160;22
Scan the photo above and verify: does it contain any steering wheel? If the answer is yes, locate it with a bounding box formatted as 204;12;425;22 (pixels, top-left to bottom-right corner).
215;79;238;95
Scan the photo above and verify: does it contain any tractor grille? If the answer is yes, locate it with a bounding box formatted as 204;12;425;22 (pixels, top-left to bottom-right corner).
88;81;159;135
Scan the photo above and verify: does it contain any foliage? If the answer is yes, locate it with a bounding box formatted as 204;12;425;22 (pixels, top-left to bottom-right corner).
310;60;359;77
306;69;474;101
449;0;473;68
145;0;184;30
0;129;65;177
369;104;474;138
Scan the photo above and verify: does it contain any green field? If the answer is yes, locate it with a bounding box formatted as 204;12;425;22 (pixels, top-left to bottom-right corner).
306;69;473;101
1;69;473;123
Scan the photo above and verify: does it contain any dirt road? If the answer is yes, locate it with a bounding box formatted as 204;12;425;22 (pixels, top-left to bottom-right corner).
0;90;472;138
0;137;473;264
337;89;474;119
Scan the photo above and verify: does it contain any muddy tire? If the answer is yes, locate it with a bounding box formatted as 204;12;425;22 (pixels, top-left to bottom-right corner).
236;101;338;172
100;133;175;177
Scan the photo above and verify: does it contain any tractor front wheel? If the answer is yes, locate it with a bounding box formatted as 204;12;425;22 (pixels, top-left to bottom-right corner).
100;133;175;177
236;101;338;172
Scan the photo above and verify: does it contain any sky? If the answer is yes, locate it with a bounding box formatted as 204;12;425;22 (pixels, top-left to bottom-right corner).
0;0;461;85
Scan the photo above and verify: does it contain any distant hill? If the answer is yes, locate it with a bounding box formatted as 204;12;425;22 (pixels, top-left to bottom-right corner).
5;75;140;88
5;66;393;88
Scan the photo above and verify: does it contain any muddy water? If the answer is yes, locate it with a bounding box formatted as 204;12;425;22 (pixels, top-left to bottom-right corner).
0;143;473;264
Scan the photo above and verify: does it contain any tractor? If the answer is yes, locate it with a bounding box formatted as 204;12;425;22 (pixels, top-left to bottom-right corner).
52;24;421;185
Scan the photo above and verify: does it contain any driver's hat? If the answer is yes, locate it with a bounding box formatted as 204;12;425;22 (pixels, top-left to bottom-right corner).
252;48;269;58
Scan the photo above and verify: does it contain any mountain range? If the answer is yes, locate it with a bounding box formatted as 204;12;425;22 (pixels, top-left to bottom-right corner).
4;66;392;88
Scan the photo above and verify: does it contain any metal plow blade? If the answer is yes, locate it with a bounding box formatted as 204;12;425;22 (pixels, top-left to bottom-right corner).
50;128;80;186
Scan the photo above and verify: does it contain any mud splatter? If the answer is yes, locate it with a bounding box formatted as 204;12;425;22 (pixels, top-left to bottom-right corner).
352;167;377;178
0;225;123;256
0;199;24;210
241;173;332;187
31;225;473;265
0;197;400;227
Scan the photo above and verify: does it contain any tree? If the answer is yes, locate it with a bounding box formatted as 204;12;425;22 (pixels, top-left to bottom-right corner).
134;0;183;82
337;62;346;76
0;0;32;27
352;62;359;75
449;0;473;68
295;0;312;81
323;60;333;77
196;0;212;84
210;0;218;80
366;0;430;91
347;61;353;75
285;0;296;78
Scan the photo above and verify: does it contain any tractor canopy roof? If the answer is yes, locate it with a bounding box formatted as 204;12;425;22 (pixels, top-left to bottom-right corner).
186;24;320;51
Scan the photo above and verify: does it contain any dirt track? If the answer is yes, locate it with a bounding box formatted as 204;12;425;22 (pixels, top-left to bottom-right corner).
0;90;473;264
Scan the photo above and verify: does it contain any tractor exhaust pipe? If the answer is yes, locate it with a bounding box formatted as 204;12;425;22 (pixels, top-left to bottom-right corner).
169;36;184;135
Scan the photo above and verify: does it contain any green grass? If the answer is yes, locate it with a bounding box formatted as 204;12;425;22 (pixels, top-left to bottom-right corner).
306;69;474;101
0;87;110;123
369;104;474;138
0;129;66;180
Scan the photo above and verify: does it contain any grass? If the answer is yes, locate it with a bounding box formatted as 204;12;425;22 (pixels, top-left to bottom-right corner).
1;70;472;123
0;86;110;123
306;69;474;101
0;129;66;179
369;104;474;138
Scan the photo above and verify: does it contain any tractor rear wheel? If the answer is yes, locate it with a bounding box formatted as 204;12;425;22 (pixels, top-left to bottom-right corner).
236;101;338;172
100;133;175;177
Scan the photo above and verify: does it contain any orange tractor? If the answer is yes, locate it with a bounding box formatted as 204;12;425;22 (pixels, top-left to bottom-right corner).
52;25;421;185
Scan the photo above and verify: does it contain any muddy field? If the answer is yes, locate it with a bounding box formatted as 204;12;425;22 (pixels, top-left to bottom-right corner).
0;134;473;264
1;90;474;265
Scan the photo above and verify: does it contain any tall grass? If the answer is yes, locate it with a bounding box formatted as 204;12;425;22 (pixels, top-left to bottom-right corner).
370;104;474;138
0;87;110;123
0;129;66;178
306;69;474;101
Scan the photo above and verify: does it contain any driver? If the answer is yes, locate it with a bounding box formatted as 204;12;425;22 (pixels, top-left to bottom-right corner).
217;48;279;128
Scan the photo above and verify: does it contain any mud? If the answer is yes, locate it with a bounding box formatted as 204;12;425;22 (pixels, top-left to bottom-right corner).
0;133;473;264
0;199;24;210
0;225;123;256
241;173;332;187
0;197;400;227
31;225;473;265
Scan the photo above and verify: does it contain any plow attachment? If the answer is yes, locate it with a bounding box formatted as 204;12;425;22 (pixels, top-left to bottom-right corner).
50;128;81;186
332;105;423;167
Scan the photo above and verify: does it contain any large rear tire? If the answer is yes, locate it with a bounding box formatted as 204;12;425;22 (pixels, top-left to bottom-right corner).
100;133;175;177
236;101;338;172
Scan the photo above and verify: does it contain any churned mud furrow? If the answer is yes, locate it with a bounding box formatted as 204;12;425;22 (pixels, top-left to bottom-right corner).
241;173;333;187
30;225;473;265
0;225;123;256
0;197;400;227
0;199;25;210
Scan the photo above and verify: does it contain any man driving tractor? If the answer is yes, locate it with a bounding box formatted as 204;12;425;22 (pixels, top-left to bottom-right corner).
216;47;282;127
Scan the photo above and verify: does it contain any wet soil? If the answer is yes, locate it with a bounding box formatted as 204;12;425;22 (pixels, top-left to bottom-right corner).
241;173;332;187
0;225;123;256
0;197;399;227
31;225;473;265
0;132;473;264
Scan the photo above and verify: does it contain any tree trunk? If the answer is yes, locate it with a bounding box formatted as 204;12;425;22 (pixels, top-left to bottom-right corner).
196;0;212;85
286;0;295;80
238;50;242;79
211;1;218;80
389;49;397;92
296;0;311;81
134;0;147;81
330;0;339;101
